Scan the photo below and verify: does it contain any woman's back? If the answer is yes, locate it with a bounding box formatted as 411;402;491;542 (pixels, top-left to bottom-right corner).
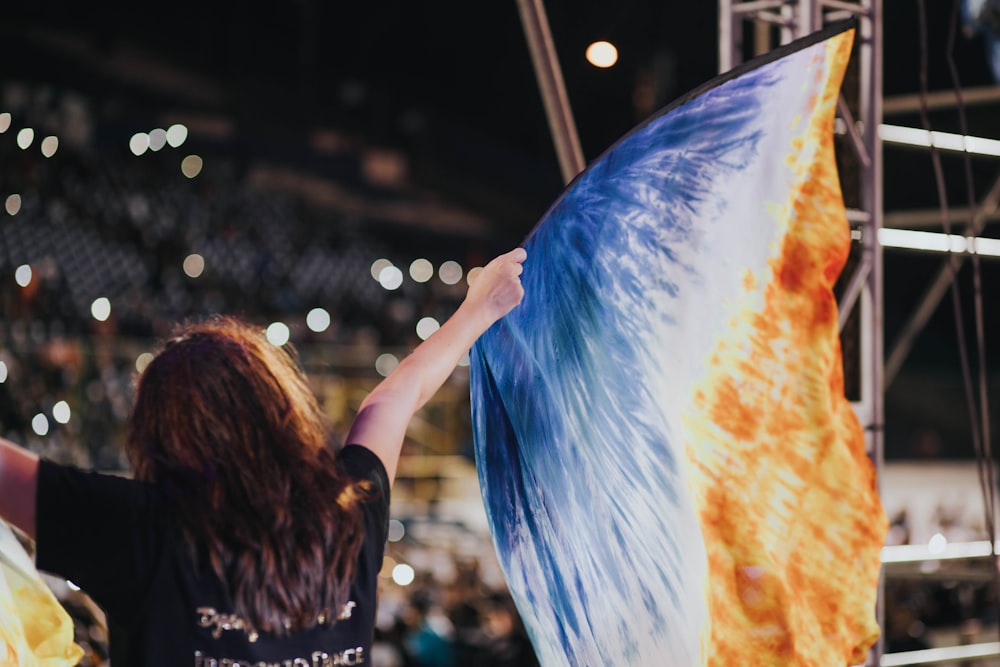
35;442;388;665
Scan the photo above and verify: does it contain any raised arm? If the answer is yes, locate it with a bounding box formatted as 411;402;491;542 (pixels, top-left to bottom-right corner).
0;437;40;539
345;247;526;484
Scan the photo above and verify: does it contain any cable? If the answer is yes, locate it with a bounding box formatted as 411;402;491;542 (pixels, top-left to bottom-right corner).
946;0;1000;634
916;0;999;641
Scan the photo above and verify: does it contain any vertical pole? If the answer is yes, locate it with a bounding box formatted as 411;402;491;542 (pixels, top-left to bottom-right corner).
860;0;885;663
798;0;816;38
516;0;587;184
719;2;885;665
719;0;737;71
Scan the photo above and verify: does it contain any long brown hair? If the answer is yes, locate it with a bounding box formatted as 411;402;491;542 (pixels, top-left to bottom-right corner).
126;315;367;636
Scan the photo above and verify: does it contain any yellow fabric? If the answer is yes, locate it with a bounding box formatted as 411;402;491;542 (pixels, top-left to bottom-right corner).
683;30;888;667
0;523;82;667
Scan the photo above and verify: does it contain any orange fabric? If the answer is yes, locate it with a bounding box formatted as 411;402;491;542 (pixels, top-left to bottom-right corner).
683;31;887;667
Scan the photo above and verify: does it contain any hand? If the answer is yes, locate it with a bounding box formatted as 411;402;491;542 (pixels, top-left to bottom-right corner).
464;247;527;324
345;246;527;484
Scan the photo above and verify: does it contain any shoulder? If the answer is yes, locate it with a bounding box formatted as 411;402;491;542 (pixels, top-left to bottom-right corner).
337;444;389;495
34;459;167;621
37;458;155;511
337;444;391;546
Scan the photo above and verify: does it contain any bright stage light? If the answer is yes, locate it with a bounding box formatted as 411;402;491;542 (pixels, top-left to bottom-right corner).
878;228;1000;257
586;41;619;68
879;123;1000;157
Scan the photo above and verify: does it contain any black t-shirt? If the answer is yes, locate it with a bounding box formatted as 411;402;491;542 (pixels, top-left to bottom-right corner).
35;444;389;667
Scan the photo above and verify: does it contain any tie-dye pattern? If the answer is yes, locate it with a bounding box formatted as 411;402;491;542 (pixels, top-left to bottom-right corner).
471;21;885;667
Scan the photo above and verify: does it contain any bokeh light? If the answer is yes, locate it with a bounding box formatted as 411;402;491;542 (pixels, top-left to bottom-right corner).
181;155;203;178
16;128;34;150
266;322;291;346
378;265;403;290
5;194;22;216
387;519;405;542
0;112;10;133
307;307;331;333
439;260;463;285
586;40;619;68
40;136;59;158
375;353;399;377
91;297;111;322
166;123;188;147
392;563;415;586
0;361;7;383
183;253;205;278
135;352;154;374
14;264;31;287
371;258;393;281
32;413;49;436
130;132;149;156
466;266;483;286
409;258;434;283
52;400;71;424
416;316;440;340
148;128;168;151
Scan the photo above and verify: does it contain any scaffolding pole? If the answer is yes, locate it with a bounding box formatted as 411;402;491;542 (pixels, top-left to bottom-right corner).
516;0;587;185
718;2;884;666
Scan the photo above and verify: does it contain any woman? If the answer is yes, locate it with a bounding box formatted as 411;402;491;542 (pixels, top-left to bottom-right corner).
0;247;527;665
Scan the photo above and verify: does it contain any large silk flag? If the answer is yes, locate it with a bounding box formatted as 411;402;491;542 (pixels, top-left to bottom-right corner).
470;19;887;667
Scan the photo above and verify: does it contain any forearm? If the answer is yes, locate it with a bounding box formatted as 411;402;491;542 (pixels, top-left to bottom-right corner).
345;246;526;483
0;437;39;539
380;299;494;411
346;302;494;481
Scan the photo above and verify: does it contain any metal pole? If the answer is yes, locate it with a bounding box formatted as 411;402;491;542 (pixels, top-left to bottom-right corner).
719;0;738;71
859;1;885;664
516;0;586;184
884;172;1000;387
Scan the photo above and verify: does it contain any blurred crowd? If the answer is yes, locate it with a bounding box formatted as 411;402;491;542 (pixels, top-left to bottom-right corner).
0;92;493;470
883;506;1000;657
